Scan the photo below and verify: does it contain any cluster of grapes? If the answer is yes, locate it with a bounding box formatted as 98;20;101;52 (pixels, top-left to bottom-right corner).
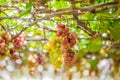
56;24;77;65
0;32;25;61
44;36;63;68
27;53;45;75
27;54;39;75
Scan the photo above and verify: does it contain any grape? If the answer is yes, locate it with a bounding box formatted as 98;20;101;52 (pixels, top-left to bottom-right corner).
69;40;76;48
13;35;25;50
62;47;67;53
61;38;69;47
10;48;15;55
0;36;3;41
0;50;6;56
56;28;63;37
66;49;75;56
71;32;77;39
57;24;65;28
68;32;77;48
10;53;19;61
56;24;69;37
15;36;22;43
61;27;69;37
4;33;12;41
38;56;45;64
14;35;24;43
0;42;6;48
14;42;23;49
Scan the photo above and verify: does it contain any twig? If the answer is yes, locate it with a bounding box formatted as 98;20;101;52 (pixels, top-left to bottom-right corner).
0;16;119;21
0;4;21;10
36;1;119;14
14;27;27;39
0;23;10;32
0;1;119;20
26;38;48;41
13;21;38;39
12;21;24;30
73;14;96;36
43;28;46;39
0;24;7;31
0;16;32;20
36;23;57;32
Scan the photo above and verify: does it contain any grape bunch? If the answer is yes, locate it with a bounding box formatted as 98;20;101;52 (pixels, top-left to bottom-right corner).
27;54;39;75
56;24;77;65
0;32;25;60
44;36;63;68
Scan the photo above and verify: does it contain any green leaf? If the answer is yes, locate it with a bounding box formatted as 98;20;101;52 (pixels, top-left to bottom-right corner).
76;52;84;58
109;24;120;42
89;21;100;31
90;59;99;70
79;39;89;50
19;8;32;17
75;3;81;8
81;12;94;20
0;0;9;4
19;2;33;17
27;42;38;48
46;0;71;9
26;2;33;8
86;37;102;52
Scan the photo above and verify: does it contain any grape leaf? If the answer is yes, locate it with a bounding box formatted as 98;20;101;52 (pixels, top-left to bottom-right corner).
86;37;102;52
19;2;33;17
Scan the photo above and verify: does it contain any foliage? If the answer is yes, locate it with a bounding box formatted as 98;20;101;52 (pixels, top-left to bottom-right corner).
0;0;120;76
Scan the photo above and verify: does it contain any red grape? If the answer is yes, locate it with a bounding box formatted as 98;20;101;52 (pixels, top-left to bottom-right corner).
56;24;77;65
57;24;65;28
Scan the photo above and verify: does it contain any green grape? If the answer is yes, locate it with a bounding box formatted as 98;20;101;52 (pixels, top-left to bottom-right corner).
44;36;63;68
